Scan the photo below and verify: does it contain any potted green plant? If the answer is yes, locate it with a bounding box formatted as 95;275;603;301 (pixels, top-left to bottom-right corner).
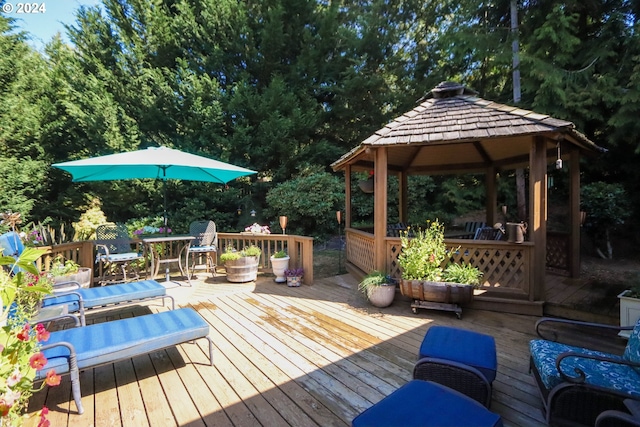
358;271;396;308
284;268;304;287
220;245;261;283
270;250;290;283
617;277;640;338
49;256;92;289
398;219;483;317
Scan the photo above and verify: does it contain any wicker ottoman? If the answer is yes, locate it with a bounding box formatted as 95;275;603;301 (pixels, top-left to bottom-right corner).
351;380;503;427
414;325;497;407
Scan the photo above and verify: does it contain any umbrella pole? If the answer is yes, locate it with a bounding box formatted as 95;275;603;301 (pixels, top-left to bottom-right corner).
162;176;169;282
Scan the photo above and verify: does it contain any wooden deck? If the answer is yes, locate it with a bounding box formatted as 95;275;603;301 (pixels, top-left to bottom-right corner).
25;272;626;427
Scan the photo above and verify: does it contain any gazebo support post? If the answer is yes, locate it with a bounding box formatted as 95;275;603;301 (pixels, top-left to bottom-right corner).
399;171;408;224
485;166;498;227
569;145;581;277
345;164;352;229
374;147;388;272
530;136;548;301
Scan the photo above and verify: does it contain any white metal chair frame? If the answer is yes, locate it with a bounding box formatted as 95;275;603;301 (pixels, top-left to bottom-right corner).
185;220;217;279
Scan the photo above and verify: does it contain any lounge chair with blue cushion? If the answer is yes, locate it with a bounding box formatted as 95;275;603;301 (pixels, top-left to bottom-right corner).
530;317;640;427
36;307;213;415
42;279;174;326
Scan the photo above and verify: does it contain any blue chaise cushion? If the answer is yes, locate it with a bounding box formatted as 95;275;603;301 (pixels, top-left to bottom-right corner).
42;280;166;313
530;339;640;397
37;308;209;376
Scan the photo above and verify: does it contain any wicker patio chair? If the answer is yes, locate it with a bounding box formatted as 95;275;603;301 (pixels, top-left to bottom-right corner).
185;220;217;279
413;326;497;408
94;224;144;285
529;317;640;427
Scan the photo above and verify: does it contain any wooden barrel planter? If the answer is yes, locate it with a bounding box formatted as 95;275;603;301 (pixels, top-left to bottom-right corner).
400;279;475;318
52;267;93;289
224;256;259;283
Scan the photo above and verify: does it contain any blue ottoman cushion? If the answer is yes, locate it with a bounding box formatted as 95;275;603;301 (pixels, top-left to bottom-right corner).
352;380;503;427
419;326;497;383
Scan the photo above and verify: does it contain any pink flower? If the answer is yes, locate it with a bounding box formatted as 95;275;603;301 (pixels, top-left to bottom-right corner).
45;370;61;386
37;406;50;427
6;368;22;387
35;323;50;342
29;352;47;370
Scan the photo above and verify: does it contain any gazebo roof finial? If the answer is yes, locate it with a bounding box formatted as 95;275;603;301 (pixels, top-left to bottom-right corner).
431;81;476;99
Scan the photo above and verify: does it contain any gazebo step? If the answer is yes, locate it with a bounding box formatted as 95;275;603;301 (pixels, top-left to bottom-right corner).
470;296;544;316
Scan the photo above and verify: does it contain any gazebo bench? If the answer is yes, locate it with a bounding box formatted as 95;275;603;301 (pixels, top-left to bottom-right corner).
36;307;213;415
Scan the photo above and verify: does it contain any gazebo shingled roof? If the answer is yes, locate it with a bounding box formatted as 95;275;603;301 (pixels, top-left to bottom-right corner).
330;82;605;309
331;82;603;175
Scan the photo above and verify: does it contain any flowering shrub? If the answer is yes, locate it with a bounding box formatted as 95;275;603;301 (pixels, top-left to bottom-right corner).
284;268;304;278
244;223;270;234
133;225;172;236
0;248;60;425
19;230;44;248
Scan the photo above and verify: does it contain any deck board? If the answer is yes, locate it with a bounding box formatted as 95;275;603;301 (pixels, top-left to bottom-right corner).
25;272;626;427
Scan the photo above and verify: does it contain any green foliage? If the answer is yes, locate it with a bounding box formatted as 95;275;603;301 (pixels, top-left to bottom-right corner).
72;199;108;241
272;250;287;259
220;245;261;262
442;263;483;287
398;220;448;281
581;182;631;227
358;271;392;294
581;182;631;258
265;170;343;241
48;256;80;277
0;157;47;223
398;219;481;285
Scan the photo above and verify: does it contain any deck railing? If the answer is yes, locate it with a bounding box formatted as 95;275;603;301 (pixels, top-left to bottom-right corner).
35;240;95;278
34;233;315;286
345;227;535;301
217;233;314;285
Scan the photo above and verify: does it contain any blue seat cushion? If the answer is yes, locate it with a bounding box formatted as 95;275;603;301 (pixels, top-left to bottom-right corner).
352;380;502;427
530;339;640;397
189;245;217;253
42;280;166;313
97;252;142;262
37;308;209;377
419;326;497;383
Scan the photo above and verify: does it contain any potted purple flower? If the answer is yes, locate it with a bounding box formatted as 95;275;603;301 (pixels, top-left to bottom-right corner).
284;268;304;287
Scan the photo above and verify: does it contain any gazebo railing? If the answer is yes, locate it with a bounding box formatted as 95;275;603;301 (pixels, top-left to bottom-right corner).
346;228;535;301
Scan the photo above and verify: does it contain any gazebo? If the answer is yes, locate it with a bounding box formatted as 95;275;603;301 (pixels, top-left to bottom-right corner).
331;82;604;315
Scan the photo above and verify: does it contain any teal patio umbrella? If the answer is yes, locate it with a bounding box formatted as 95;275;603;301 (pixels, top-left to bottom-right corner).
53;146;257;227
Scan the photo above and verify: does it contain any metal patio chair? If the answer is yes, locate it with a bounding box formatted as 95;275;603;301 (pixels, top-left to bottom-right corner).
185;220;217;279
94;224;144;285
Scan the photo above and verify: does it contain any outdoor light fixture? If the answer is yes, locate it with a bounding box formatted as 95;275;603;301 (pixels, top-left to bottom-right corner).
279;216;288;234
556;142;563;170
250;209;256;217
